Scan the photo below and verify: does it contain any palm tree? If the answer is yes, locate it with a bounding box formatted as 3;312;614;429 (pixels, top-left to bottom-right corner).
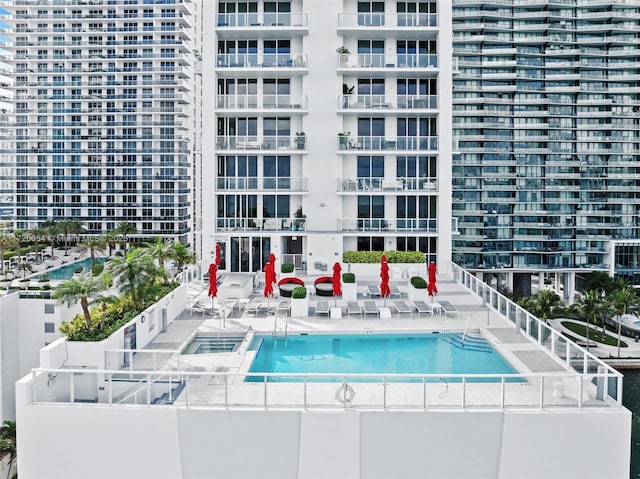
0;234;17;273
609;283;640;358
145;237;173;271
114;221;137;252
170;241;197;278
53;273;111;329
574;290;603;352
16;261;32;279
41;220;60;258
106;248;160;309
0;420;16;479
517;288;561;322
58;219;84;256
79;236;106;266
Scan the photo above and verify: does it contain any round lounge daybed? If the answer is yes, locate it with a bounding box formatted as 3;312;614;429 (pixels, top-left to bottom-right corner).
314;276;334;297
278;277;305;297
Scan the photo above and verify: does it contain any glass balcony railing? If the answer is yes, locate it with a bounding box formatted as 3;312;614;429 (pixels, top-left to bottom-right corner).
217;94;307;110
337;135;438;151
216;176;308;192
217;217;306;232
338;94;437;110
217;12;308;28
216;135;307;151
338;12;438;28
337;177;438;192
216;53;307;68
338;53;437;68
337;218;438;233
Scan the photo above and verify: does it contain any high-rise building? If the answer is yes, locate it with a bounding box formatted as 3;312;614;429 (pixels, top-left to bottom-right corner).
3;0;199;244
202;0;453;273
451;0;640;295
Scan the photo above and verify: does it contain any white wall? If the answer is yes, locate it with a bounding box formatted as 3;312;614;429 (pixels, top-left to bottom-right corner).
14;384;631;479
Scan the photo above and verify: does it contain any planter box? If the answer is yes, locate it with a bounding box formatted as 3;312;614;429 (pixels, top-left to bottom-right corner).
290;296;309;318
407;286;430;303
342;282;357;301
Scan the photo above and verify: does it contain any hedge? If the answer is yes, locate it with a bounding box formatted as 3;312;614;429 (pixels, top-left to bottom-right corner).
292;286;307;299
342;250;424;264
410;276;427;289
281;263;295;274
342;273;356;283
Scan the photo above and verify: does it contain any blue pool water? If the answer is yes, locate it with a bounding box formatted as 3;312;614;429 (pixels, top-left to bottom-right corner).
37;257;106;280
247;333;519;382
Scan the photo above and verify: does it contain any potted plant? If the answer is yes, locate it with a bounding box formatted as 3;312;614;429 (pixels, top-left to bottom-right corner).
281;262;295;279
295;131;306;150
342;272;357;301
342;83;355;108
38;272;50;288
338;131;350;150
294;206;306;231
336;46;350;67
290;286;309;318
408;276;429;302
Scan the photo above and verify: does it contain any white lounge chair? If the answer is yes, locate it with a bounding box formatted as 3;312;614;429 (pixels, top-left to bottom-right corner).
413;301;433;318
315;300;330;318
347;301;363;318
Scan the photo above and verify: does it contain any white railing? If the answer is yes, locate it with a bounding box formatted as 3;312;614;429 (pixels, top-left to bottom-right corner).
338;53;437;69
216;176;308;192
338;94;437;110
28;368;621;410
216;135;307;151
216;53;307;68
449;261;623;405
338;12;438;28
337;135;438;151
217;94;307;110
217;217;306;232
337;218;437;233
217;12;308;28
337;177;438;192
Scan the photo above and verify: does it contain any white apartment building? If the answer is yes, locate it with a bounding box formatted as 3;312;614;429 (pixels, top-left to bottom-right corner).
202;0;453;274
3;0;199;244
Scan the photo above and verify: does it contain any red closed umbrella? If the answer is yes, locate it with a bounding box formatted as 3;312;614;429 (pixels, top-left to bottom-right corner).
380;254;391;304
208;263;218;298
332;262;342;305
215;243;221;266
263;261;275;298
427;261;438;299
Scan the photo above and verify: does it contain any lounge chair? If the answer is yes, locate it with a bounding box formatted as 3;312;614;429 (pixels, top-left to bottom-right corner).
276;300;290;317
413;301;433;318
367;285;380;298
389;285;402;298
347;301;363;318
244;298;263;315
438;300;460;319
393;300;412;318
363;300;378;317
315;300;330;318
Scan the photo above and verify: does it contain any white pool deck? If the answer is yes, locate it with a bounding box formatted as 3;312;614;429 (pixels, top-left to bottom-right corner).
121;271;623;411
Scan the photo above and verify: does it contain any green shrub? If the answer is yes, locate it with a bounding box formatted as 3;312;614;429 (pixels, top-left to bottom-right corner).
342;250;424;264
27;286;41;291
91;263;104;276
342;272;356;283
410;276;427;289
281;263;295;274
38;273;50;282
292;286;307;299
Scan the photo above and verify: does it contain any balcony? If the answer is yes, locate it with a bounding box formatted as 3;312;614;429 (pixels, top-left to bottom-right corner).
216;217;306;232
216;53;307;69
337;53;437;69
338;94;437;111
216;12;308;28
338;12;437;28
217;94;307;110
216;176;308;192
337;135;438;151
216;135;307;152
337;177;438;193
338;218;437;233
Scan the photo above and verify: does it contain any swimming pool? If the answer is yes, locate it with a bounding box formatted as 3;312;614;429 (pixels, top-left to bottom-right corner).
247;333;519;382
37;257;106;280
182;335;244;354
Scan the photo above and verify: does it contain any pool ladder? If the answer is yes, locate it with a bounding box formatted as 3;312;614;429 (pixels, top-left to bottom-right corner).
272;315;288;338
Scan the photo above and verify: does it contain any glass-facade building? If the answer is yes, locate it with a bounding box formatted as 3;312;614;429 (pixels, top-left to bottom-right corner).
452;0;640;289
4;0;198;243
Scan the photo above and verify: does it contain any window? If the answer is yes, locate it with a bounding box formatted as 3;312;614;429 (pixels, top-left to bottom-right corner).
44;304;55;314
44;322;55;333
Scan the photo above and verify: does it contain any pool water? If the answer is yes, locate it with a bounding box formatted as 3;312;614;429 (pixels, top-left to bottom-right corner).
247;333;519;382
182;335;244;354
38;257;106;280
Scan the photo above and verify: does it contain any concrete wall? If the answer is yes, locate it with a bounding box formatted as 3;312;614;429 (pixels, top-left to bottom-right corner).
14;388;631;479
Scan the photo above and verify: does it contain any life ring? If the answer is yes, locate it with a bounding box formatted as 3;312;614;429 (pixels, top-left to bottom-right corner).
335;382;356;405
